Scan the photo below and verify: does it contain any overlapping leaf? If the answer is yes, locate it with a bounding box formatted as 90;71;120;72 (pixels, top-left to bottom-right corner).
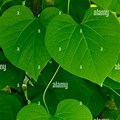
27;60;107;117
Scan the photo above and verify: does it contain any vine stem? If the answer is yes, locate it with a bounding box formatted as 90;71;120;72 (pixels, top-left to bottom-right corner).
43;65;60;113
42;0;45;10
67;0;70;14
109;87;120;97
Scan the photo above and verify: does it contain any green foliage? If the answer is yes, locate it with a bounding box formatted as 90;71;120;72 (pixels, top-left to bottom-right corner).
27;60;107;117
54;0;90;23
17;99;92;120
0;5;50;80
45;7;120;85
0;51;25;91
0;92;22;120
91;0;120;13
0;0;120;119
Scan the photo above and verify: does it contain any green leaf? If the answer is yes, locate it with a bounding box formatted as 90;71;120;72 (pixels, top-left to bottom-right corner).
0;0;22;16
104;77;120;90
17;103;51;120
102;109;120;120
0;51;25;91
109;55;120;83
54;0;90;23
17;99;92;120
45;7;120;85
27;60;107;117
0;92;22;120
0;5;50;80
40;7;61;26
91;0;120;13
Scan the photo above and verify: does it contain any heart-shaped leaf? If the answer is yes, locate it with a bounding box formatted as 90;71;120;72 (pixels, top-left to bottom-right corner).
91;0;120;13
17;99;92;120
0;5;50;80
45;7;120;85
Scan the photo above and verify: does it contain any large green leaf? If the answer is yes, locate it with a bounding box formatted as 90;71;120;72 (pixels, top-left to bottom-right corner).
0;51;25;91
17;99;92;120
0;5;50;80
45;7;120;85
91;0;120;13
54;0;90;23
0;92;22;120
27;60;107;117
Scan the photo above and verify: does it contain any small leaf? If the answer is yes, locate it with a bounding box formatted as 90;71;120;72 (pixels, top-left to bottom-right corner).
45;7;120;85
17;99;92;120
54;99;92;120
17;103;51;120
0;5;50;80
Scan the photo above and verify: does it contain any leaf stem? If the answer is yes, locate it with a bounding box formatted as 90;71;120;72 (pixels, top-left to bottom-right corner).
67;0;70;14
43;65;60;113
109;87;120;97
42;0;45;10
25;74;31;80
